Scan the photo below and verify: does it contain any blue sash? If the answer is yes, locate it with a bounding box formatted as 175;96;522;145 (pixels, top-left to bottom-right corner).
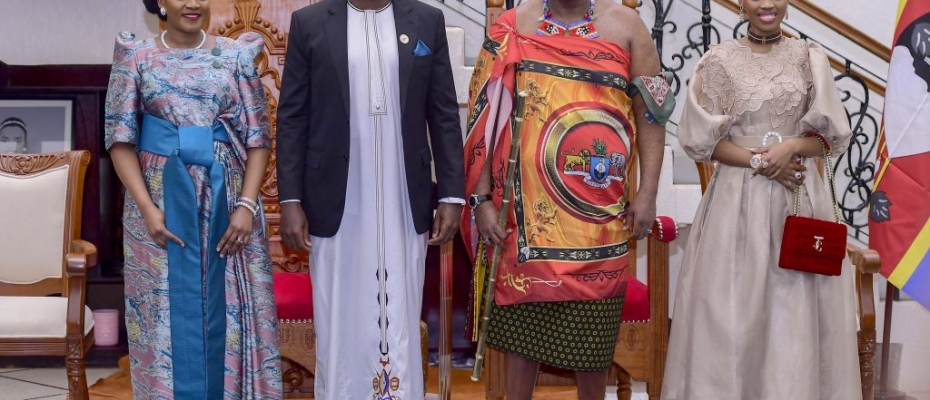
139;114;228;399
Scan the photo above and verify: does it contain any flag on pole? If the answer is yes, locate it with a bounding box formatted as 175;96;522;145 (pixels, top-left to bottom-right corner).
870;0;930;310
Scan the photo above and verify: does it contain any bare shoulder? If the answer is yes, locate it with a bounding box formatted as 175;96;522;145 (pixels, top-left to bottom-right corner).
598;1;640;21
514;0;544;35
594;3;647;49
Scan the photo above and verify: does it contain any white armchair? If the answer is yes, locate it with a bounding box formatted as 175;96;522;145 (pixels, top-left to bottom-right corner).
0;151;97;400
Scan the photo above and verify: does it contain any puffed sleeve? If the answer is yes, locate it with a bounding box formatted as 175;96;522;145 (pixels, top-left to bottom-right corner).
677;50;735;162
104;31;143;150
236;32;271;149
797;41;852;156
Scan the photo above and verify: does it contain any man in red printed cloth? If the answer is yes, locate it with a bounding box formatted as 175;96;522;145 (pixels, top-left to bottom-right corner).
461;0;675;398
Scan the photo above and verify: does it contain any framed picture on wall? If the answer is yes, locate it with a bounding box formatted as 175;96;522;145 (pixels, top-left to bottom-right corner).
0;99;73;154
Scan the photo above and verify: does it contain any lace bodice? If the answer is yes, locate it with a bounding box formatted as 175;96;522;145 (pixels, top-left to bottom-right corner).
698;38;814;129
677;38;851;162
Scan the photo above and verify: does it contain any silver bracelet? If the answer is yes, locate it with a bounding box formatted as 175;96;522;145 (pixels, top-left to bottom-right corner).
238;196;258;209
236;200;258;218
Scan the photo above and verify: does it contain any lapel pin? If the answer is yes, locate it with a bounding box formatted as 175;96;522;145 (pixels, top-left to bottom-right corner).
399;34;409;44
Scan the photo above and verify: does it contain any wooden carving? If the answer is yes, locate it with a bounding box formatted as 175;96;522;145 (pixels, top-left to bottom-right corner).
210;0;309;273
0;153;67;175
858;329;875;395
622;324;642;351
279;322;316;397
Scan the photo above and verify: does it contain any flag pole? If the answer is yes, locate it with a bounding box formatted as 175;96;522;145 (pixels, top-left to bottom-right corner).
875;282;906;400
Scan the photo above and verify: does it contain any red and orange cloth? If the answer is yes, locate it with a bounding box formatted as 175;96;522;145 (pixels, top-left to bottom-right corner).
461;9;676;321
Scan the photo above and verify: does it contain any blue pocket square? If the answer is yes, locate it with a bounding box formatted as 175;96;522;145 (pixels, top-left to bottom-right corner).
413;40;432;57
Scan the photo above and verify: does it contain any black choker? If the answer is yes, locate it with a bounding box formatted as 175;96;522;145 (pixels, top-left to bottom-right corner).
747;28;783;45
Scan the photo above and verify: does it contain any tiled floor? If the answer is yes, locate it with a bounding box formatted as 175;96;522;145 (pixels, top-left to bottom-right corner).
0;369;924;400
0;368;642;400
0;368;119;400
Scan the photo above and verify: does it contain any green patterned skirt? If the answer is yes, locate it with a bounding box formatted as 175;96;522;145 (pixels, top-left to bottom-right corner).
486;294;625;371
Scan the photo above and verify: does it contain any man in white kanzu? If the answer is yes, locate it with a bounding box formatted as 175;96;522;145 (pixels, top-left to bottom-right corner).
275;0;464;398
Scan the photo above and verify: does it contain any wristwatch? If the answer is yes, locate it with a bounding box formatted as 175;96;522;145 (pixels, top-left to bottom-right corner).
468;194;491;210
749;154;769;169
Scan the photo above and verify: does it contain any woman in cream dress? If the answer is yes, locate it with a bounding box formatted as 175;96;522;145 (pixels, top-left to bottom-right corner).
662;0;862;399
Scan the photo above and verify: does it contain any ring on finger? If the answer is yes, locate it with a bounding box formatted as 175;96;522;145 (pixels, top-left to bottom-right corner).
794;171;802;180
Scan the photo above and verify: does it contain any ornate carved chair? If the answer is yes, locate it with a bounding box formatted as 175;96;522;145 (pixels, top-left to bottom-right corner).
696;161;877;400
0;151;97;400
610;236;670;400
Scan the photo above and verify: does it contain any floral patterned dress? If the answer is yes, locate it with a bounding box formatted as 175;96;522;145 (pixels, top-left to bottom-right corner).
104;31;280;399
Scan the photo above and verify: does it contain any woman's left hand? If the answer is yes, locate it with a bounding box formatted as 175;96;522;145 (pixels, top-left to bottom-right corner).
217;207;254;257
751;141;800;180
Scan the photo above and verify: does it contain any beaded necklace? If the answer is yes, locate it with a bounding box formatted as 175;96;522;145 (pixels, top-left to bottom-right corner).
537;0;599;39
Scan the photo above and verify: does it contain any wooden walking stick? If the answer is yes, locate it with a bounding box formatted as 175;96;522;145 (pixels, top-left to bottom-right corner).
438;240;453;399
471;91;529;382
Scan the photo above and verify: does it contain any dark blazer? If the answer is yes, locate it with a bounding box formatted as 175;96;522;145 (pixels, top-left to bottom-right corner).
276;0;465;237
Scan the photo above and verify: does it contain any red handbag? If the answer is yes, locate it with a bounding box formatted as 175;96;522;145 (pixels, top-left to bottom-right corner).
778;138;847;276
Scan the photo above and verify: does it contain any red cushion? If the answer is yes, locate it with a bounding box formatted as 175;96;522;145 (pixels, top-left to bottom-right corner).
273;272;314;320
620;278;649;322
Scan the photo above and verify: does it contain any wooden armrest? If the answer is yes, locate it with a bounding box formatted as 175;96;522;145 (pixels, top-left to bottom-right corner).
65;240;95;338
67;240;98;274
646;235;670;330
847;244;880;275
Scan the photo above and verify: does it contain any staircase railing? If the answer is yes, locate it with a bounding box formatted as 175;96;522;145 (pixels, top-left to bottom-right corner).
790;0;890;62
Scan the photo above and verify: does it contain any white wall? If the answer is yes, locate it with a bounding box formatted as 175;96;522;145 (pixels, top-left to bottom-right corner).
0;0;159;65
820;0;896;46
0;0;900;69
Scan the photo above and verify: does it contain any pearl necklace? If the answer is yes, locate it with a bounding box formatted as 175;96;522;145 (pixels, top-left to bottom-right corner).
161;29;207;49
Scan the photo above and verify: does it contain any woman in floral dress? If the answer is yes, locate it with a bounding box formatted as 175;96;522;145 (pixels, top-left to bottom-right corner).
104;0;280;398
